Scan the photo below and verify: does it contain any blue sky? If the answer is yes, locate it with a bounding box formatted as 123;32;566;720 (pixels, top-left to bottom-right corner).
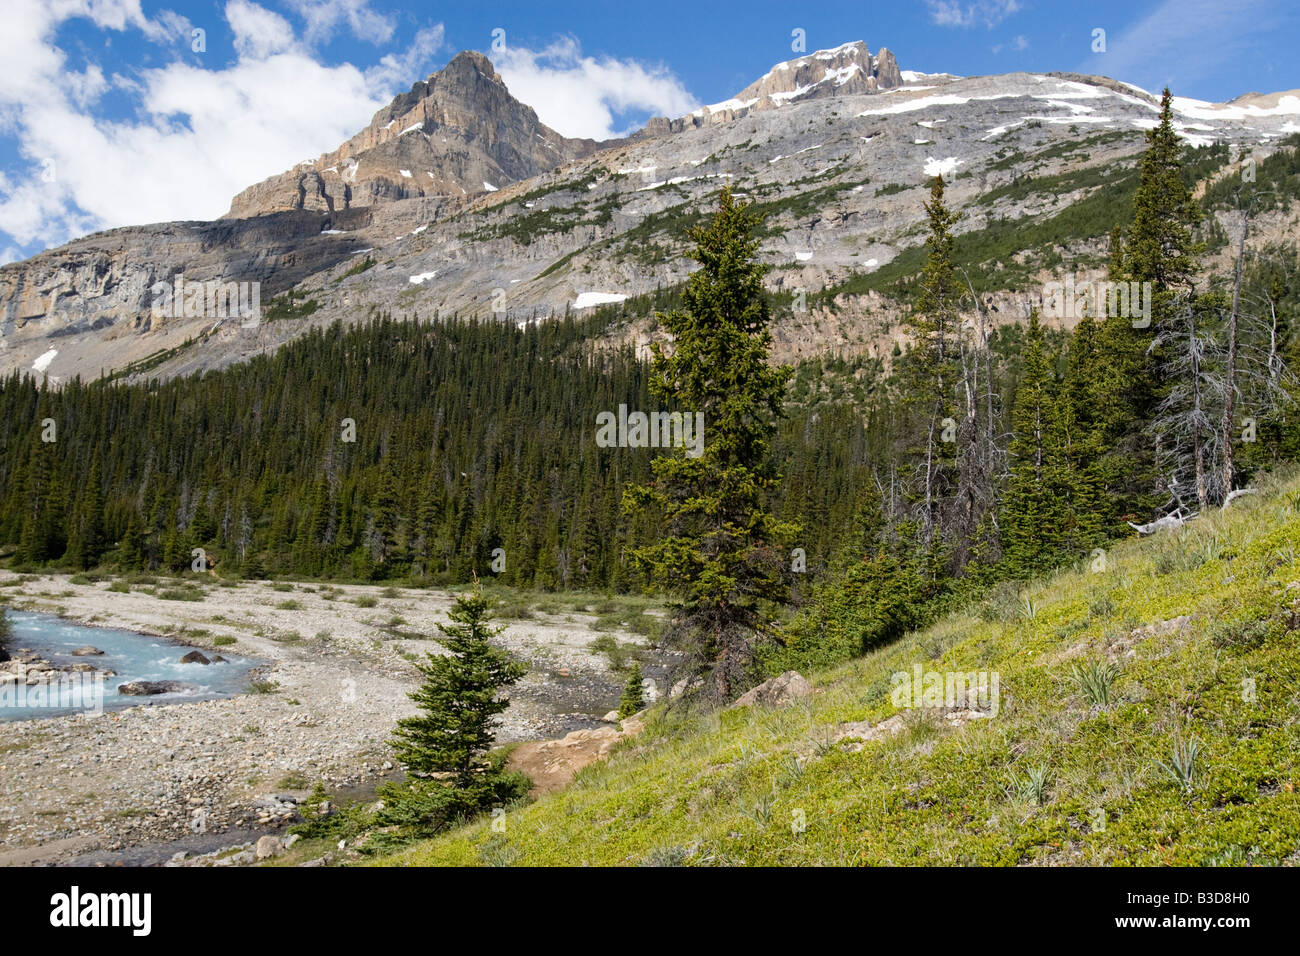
2;0;1298;262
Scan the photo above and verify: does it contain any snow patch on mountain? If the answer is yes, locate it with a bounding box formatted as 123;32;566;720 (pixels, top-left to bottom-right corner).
32;349;57;374
923;156;962;178
573;292;628;309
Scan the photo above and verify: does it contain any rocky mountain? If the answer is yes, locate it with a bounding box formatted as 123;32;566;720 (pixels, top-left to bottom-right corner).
639;40;902;135
3;41;1299;384
228;50;601;218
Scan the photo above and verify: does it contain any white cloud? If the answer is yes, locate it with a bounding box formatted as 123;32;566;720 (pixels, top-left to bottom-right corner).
493;37;698;140
286;0;395;46
364;25;446;89
0;0;446;250
925;0;1023;29
227;0;296;59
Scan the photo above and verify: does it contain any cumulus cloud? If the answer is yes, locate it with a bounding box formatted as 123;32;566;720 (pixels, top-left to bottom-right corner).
925;0;1023;29
227;0;297;59
493;37;698;140
0;0;446;251
286;0;396;46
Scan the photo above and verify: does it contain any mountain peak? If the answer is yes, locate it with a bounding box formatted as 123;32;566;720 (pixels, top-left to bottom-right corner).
640;40;904;136
225;50;597;219
438;49;501;84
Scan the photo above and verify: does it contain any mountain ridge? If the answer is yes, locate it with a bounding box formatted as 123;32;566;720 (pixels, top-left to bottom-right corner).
3;42;1299;384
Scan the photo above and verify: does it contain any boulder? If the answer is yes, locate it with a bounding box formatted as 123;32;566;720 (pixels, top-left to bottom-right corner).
731;671;812;709
255;835;284;860
179;650;211;665
72;646;104;656
117;680;197;696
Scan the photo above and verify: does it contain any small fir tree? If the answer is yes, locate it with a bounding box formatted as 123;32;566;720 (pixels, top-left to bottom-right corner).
618;662;645;718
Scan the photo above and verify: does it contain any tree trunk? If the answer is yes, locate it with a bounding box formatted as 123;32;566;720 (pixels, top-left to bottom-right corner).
1222;210;1246;498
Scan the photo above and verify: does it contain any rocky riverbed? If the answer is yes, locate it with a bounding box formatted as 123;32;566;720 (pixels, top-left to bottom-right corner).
0;572;650;865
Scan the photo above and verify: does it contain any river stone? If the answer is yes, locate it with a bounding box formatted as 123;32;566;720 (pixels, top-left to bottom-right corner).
179;650;211;665
118;680;197;696
72;646;104;656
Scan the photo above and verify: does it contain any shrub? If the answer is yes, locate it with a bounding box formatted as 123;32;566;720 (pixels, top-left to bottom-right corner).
1070;659;1121;708
769;554;941;672
1159;731;1201;794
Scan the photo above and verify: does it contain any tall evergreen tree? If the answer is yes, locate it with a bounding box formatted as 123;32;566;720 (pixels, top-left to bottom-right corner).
1094;87;1202;523
897;176;963;564
624;187;798;702
1001;312;1063;570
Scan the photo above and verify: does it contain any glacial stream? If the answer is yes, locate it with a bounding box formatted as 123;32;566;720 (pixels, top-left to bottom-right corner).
1;610;260;721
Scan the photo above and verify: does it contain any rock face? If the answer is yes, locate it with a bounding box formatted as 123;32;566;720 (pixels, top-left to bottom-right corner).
227;51;601;218
731;671;813;708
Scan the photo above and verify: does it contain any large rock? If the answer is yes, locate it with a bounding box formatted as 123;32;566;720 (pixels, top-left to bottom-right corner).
179;650;211;665
117;680;197;696
731;671;813;709
255;835;284;860
71;646;104;656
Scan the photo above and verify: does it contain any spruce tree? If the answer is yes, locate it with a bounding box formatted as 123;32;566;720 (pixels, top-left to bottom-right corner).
1001;312;1060;570
618;661;645;718
623;186;798;702
389;586;525;792
1094;87;1202;524
898;176;962;562
67;457;105;570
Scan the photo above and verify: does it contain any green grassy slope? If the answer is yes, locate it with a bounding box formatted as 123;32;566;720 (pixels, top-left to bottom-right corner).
379;471;1300;867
